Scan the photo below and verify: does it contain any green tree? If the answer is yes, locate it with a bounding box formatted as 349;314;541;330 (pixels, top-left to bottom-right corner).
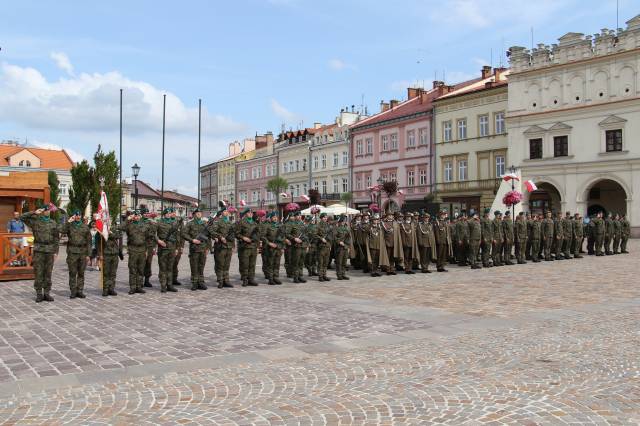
68;160;93;215
48;171;60;207
340;192;353;205
91;145;121;221
267;177;288;201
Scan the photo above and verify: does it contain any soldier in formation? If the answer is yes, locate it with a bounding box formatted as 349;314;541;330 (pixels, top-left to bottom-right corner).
61;210;91;298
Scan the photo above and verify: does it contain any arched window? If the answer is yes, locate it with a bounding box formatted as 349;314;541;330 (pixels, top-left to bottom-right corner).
18;160;32;167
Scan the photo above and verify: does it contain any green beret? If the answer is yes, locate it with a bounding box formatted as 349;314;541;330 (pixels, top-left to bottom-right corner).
494;210;502;216
484;208;491;214
319;213;327;218
240;207;251;216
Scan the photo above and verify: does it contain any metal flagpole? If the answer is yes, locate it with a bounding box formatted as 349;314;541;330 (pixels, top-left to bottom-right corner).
119;89;123;224
161;94;166;211
99;178;105;292
198;98;201;208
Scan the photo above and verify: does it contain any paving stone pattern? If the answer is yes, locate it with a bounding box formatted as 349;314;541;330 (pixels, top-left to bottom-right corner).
0;241;638;424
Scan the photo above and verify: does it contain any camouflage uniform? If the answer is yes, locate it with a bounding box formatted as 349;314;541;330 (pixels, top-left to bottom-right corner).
530;218;542;262
172;221;185;286
514;214;528;264
212;216;235;287
480;213;493;267
492;215;504;266
143;217;158;287
120;218;150;293
572;216;584;258
553;215;564;259
21;211;60;302
155;215;182;292
467;217;482;269
101;227;122;296
604;215;614;255
562;214;573;259
61;220;92;298
333;218;351;280
621;216;630;253
236;214;259;286
612;216;622;254
315;217;332;281
261;214;283;285
593;215;606;256
285;216;307;283
182;216;209;290
542;215;555;261
502;214;514;265
305;219;319;276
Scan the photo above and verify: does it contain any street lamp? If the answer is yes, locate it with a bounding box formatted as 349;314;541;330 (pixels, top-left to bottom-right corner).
132;163;140;210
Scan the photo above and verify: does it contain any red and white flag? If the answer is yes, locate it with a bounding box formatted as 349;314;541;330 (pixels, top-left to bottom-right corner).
300;194;310;202
95;191;110;241
502;173;520;182
279;192;289;198
240;199;247;206
524;180;538;192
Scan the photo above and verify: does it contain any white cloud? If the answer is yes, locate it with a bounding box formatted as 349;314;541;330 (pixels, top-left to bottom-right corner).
50;51;74;76
328;58;355;71
269;98;298;122
31;141;85;163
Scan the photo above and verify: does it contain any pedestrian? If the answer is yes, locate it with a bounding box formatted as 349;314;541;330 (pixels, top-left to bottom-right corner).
61;210;91;299
286;210;307;283
142;208;158;287
480;208;493;267
593;211;605;256
315;212;332;281
530;214;542;262
382;212;402;275
365;213;388;277
572;213;584;258
7;211;26;266
502;211;514;265
612;213;622;254
620;214;630;254
455;211;469;266
542;211;555;261
399;213;418;274
492;211;504;266
21;205;60;303
416;212;436;273
433;210;451;272
562;211;573;259
99;220;122;297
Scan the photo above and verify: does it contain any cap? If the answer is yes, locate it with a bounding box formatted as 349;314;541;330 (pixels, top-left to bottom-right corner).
266;211;277;219
494;210;502;216
240;207;251;216
484;208;491;215
319;212;327;218
72;210;81;216
192;208;201;214
504;211;510;216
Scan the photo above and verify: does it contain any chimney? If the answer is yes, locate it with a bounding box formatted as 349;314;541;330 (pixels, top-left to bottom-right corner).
390;99;400;109
432;80;444;89
407;87;421;99
380;101;390;112
314;122;322;129
481;65;492;79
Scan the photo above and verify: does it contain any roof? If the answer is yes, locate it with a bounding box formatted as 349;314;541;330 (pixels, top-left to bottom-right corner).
351;78;482;131
436;69;509;101
0;144;75;170
124;180;160;198
162;190;199;205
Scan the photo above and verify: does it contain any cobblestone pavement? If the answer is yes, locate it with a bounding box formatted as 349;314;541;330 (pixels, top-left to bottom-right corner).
0;241;638;424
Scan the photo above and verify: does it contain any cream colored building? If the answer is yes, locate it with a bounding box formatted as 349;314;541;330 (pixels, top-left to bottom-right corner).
433;67;509;213
507;15;640;235
275;128;316;206
310;110;362;204
216;139;256;206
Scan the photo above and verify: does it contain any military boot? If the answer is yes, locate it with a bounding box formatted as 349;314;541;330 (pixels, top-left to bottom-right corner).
108;289;118;296
102;288;109;297
191;281;198;291
167;284;178;292
268;279;276;285
223;279;234;288
172;280;182;286
144;277;153;287
76;292;86;298
69;289;77;299
298;276;307;283
242;278;248;287
43;292;54;302
35;290;44;303
324;275;331;281
217;280;224;289
198;283;208;290
273;278;282;285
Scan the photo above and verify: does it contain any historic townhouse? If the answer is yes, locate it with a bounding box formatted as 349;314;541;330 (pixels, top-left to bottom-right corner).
310;109;363;205
235;132;276;208
199;161;218;210
274;127;317;208
216;139;256;206
507;15;640;235
433;66;509;214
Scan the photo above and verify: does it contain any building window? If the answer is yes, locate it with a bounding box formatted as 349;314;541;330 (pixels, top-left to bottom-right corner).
495;112;505;134
313;181;319;190
495;155;505;177
342;178;348;192
303;183;307;195
479;115;489;137
333;179;339;193
313;156;318;170
407;170;415;186
356;176;362;190
289;161;294;172
319;154;325;169
302;159;307;171
381;135;389;151
443;121;452;142
553;136;568;157
419;128;428;145
322;181;327;194
356;140;363;155
252;191;258;202
529;138;543;159
295;184;300;197
333;152;339;167
342;151;348;165
390;171;396;181
59;183;68;196
366;175;372;187
605;129;623;152
407;130;416;148
295;160;300;171
457;119;467;140
458;160;468;181
419;169;427;185
18;160;32;167
444;161;453;182
390;133;398;150
366;137;373;154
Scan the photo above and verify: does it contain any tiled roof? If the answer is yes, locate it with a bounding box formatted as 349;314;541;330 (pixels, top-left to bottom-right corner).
0;144;75;170
436;70;510;100
124;180;160;198
162;190;198;204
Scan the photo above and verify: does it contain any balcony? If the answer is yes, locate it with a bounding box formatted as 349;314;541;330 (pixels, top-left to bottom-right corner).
434;178;500;194
320;193;341;200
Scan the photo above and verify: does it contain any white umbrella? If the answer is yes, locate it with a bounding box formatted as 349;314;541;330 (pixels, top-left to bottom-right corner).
300;204;330;215
325;203;360;215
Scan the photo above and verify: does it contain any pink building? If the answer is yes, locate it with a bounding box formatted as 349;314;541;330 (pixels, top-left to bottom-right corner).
235;132;277;209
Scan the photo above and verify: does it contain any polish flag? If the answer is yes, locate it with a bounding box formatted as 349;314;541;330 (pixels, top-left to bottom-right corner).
301;194;310;202
95;191;110;241
240;199;246;206
524;180;538;192
502;173;520;181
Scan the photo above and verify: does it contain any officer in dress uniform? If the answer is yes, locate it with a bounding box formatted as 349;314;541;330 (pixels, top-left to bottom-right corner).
416;212;436;273
433;210;451;272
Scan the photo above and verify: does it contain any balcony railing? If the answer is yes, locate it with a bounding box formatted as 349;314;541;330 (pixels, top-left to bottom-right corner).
321;193;341;200
434;178;500;193
0;232;34;281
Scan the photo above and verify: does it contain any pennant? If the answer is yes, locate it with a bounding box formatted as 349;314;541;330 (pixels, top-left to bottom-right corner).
240;199;247;206
525;180;538;192
95;191;110;241
502;173;520;182
279;192;289;198
300;194;310;202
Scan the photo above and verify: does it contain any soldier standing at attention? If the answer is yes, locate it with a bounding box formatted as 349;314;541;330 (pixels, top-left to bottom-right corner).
515;212;528;264
382;212;401;275
286;211;307;283
366;213;387;276
593;211;605;256
21;205;60;303
434;210;451;272
254;210;269;279
525;212;534;260
212;205;235;288
620;214;630;253
398;213;417;274
553;212;565;260
315;213;332;282
480;208;493;267
502;211;515;265
61;211;91;299
530;214;542;262
236;208;258;286
455;212;470;266
305;214;319;277
282;212;293;278
142;208;157;288
171;214;185;287
155;207;181;293
573;213;584;258
182;208;209;290
351;214;363;271
467;212;482;269
121;210;149;294
416;212;436;273
604;213;614;255
262;211;283;285
562;211;573;259
333;214;351;280
542;211;555;261
612;213;622;254
492;211;504;266
99;220;122;296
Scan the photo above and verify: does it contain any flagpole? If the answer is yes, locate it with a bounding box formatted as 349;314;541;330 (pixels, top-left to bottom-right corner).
197;99;201;209
161;93;166;211
99;177;105;292
119;88;123;224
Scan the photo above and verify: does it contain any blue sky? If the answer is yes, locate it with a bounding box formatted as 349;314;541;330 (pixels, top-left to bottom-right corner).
0;0;635;194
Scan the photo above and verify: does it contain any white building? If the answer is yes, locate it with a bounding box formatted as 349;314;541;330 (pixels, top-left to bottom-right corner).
507;15;640;236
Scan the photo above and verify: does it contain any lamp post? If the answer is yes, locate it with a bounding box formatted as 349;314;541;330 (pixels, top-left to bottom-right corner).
132;163;140;210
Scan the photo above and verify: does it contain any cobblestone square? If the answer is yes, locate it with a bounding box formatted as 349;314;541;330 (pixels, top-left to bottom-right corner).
0;242;638;424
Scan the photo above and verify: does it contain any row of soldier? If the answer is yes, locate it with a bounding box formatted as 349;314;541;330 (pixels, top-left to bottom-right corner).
21;203;630;303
